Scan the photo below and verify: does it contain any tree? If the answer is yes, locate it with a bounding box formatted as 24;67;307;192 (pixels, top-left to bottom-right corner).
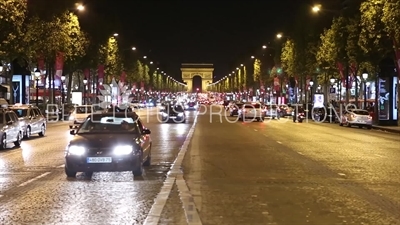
99;37;122;83
0;0;28;103
142;63;150;84
280;39;296;76
359;0;392;66
130;60;143;84
253;59;261;83
382;0;400;46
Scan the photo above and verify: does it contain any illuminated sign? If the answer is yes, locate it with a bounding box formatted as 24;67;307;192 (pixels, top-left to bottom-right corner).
378;78;390;120
313;94;324;108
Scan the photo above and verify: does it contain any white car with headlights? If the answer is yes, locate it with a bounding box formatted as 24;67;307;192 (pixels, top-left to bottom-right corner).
65;112;152;177
339;109;372;129
69;105;103;129
161;105;186;123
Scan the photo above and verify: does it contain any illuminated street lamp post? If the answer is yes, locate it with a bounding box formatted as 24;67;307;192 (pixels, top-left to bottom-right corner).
362;70;368;109
83;79;87;105
309;80;314;104
61;75;66;104
34;69;41;106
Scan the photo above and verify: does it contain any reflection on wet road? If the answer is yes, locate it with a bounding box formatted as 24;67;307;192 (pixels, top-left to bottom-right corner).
0;108;195;224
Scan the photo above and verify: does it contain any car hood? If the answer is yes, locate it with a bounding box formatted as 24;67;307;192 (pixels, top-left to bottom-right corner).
69;133;140;148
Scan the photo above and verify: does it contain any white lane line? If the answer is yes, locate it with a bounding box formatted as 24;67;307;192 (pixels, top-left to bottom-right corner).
374;154;384;158
144;113;201;225
277;141;282;144
297;152;304;155
338;173;346;177
57;164;65;168
18;172;51;187
254;129;258;131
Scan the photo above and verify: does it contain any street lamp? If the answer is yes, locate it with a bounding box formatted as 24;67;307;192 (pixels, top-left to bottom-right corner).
262;45;267;49
362;69;368;109
132;47;136;50
312;5;321;13
251;56;255;59
34;68;41;106
77;4;84;11
61;75;66;104
0;62;3;72
83;79;87;105
113;33;118;37
143;56;147;59
276;33;283;39
309;80;314;103
330;77;335;84
150;61;153;64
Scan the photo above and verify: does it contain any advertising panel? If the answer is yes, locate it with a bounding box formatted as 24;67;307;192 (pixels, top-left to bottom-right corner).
378;78;390;120
313;94;324;108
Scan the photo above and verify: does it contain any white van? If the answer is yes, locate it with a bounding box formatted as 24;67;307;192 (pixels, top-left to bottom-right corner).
69;105;99;129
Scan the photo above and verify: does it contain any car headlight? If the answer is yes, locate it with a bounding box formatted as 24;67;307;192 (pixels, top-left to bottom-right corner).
178;113;184;117
113;145;133;155
162;112;168;117
68;146;85;155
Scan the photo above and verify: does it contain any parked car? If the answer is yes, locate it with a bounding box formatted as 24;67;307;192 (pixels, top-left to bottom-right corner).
9;104;46;139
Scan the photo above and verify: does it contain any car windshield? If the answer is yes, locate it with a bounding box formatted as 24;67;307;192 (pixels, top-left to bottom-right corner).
75;107;92;114
12;109;28;117
352;110;370;115
167;105;184;112
77;115;140;134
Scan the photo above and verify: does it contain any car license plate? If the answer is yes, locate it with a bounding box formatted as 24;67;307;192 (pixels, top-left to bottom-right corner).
87;157;112;163
170;116;176;118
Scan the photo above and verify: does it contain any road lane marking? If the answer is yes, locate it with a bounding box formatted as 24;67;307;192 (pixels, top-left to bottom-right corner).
254;129;258;131
297;152;304;155
338;173;346;177
374;154;384;158
144;113;201;225
57;164;65;168
18;172;51;187
277;141;282;144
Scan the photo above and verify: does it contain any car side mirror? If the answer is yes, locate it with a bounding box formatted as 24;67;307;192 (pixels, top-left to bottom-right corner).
70;130;76;135
6;121;13;125
142;129;151;135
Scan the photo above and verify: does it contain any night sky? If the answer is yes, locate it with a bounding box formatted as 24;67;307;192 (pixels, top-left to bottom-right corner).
80;0;338;82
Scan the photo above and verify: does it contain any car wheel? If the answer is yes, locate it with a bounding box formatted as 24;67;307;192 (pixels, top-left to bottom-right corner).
14;132;22;147
65;167;76;178
347;122;351;127
182;119;186;123
260;117;264;122
38;124;45;136
85;172;93;177
143;149;151;167
0;134;6;150
132;164;143;176
339;123;343;126
25;126;31;139
367;125;372;130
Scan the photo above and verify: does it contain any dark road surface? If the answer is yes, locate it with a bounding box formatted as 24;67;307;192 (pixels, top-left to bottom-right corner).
180;106;400;225
0;108;194;225
0;106;399;225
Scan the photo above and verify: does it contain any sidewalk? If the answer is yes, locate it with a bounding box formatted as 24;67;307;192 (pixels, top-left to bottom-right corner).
372;123;400;134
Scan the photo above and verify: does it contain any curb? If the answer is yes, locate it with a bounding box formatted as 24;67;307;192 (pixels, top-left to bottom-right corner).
372;126;400;134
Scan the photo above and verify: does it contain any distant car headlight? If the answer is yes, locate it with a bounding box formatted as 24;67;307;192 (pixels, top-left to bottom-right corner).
113;145;133;155
162;112;168;117
68;146;85;155
178;113;184;117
